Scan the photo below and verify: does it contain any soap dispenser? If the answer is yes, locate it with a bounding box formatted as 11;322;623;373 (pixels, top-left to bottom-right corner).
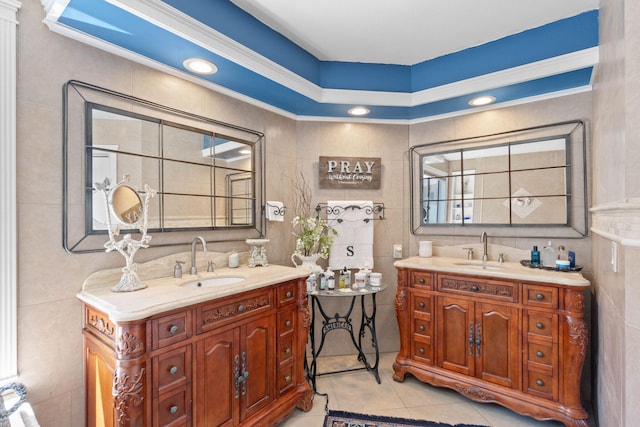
541;241;556;267
174;260;185;278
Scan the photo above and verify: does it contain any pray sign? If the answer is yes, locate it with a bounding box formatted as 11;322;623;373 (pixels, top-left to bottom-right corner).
319;156;381;189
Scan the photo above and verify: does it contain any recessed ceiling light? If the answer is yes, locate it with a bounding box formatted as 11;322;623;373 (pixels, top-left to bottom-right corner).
183;58;218;75
348;106;370;116
468;95;496;107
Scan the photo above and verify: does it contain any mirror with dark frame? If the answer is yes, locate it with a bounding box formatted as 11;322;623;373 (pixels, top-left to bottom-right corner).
64;80;265;253
410;121;587;238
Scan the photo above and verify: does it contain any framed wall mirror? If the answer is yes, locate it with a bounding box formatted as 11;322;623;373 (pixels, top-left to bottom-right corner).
410;120;587;238
64;80;265;253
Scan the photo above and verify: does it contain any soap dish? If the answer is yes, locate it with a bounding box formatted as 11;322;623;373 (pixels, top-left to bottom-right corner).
520;260;583;272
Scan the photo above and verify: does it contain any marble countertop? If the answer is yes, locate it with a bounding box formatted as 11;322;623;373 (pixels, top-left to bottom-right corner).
394;256;590;287
77;264;309;322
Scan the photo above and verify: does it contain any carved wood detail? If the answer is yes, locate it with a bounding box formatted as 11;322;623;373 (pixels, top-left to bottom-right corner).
113;367;145;427
202;296;270;325
116;332;144;357
395;289;407;315
453;384;496;401
441;278;513;298
566;290;585;312
89;313;114;339
567;317;588;357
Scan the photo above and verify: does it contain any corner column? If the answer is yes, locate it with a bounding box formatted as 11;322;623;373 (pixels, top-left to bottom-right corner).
0;0;21;381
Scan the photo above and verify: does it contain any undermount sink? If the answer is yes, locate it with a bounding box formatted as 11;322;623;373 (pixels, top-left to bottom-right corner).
453;262;505;270
181;276;246;288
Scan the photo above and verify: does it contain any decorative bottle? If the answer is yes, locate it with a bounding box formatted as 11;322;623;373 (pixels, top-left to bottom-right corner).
541;241;556;267
531;246;540;265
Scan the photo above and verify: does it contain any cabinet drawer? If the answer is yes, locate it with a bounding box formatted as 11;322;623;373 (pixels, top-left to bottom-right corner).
410;272;433;289
414;318;431;337
154;346;190;396
153;311;193;349
524;284;558;309
277;309;295;336
156;388;189;427
278;335;294;363
527;342;555;366
412;337;433;364
198;289;271;333
277;282;296;307
413;295;432;314
277;362;295;394
439;275;517;303
526;311;558;341
526;370;557;401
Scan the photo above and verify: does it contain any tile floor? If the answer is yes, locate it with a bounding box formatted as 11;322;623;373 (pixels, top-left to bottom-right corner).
281;353;591;427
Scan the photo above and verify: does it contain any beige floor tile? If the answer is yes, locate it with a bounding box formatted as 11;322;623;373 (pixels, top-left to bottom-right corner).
473;403;565;427
328;371;405;412
408;402;490;425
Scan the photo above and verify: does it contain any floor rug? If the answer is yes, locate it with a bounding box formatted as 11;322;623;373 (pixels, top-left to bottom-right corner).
323;410;488;427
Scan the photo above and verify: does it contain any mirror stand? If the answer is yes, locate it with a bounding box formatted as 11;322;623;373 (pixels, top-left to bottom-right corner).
96;175;157;292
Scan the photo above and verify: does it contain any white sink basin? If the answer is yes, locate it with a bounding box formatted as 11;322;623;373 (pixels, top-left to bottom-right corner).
181;276;245;288
453;262;505;270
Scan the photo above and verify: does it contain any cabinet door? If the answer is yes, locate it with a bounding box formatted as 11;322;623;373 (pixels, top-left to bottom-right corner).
195;328;238;427
475;302;520;389
436;296;473;376
85;338;117;427
239;315;274;422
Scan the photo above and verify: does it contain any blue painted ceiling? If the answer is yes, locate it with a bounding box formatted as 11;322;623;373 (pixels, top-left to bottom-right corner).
43;0;599;122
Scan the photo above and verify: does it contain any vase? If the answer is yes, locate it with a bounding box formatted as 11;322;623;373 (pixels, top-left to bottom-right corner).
291;253;323;273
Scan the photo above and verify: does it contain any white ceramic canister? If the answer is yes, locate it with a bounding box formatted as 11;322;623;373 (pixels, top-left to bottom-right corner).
370;272;382;287
419;241;433;257
228;251;240;268
354;271;367;288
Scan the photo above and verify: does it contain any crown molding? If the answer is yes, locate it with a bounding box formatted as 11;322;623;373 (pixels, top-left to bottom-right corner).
105;0;598;107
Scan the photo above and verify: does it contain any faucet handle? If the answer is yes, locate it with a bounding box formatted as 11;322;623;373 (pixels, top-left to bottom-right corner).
463;247;474;260
498;253;505;264
174;260;185;278
207;261;214;272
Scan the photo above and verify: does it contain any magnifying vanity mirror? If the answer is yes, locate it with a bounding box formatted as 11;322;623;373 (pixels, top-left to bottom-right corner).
63;80;266;253
95;176;156;292
410;120;587;238
109;184;143;225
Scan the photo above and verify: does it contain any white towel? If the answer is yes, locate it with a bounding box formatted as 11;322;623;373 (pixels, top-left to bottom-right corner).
328;201;374;270
266;201;284;221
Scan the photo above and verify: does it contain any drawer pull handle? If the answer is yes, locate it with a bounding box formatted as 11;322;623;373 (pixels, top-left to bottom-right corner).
285;348;291;354
169;325;179;334
536;323;544;329
238;305;245;312
419;278;425;284
170;405;179;415
169;366;178;375
536;293;544;300
418;302;425;308
285;375;291;383
418;348;425;354
471;285;479;292
419;325;425;331
285;291;293;298
536;379;544;387
536;351;544;358
285;320;292;327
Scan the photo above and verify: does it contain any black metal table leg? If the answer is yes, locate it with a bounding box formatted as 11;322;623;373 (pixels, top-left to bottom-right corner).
305;285;386;389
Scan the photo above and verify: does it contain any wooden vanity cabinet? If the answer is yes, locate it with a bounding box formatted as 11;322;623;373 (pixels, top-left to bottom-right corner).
82;279;312;427
394;268;589;427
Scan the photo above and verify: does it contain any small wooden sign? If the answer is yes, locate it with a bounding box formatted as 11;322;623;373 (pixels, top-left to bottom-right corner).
319;156;381;189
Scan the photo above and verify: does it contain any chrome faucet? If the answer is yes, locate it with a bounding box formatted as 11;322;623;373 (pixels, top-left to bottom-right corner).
190;236;207;275
480;232;489;262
